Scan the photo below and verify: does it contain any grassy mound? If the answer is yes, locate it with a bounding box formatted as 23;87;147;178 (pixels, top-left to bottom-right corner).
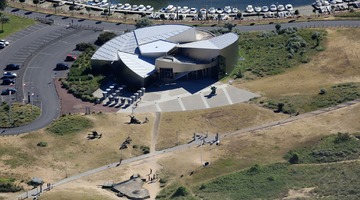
262;82;360;114
285;132;360;164
195;161;360;199
46;114;93;135
235;28;326;79
0;102;40;128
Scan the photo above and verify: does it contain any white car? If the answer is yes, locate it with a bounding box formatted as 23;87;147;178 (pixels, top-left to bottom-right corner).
3;72;17;78
0;40;9;45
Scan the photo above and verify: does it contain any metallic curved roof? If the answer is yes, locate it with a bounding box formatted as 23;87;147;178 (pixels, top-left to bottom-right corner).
91;25;238;78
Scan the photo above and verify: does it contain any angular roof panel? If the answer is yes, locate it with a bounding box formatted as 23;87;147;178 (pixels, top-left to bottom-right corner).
177;33;238;50
118;51;155;78
134;25;193;45
139;40;177;58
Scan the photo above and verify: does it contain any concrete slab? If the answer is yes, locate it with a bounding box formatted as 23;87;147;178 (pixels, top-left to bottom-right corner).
181;93;207;110
205;88;230;108
225;86;260;104
115;79;260;114
158;98;183;112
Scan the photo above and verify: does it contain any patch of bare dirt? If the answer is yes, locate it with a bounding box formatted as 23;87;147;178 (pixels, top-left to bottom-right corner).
283;187;315;199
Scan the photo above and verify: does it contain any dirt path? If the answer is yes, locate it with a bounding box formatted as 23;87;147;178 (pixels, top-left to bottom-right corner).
150;112;161;153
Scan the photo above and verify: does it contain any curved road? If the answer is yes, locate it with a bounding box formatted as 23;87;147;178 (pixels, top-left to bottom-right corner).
1;7;360;135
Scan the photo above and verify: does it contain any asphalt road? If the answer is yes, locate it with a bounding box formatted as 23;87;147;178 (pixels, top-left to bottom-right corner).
0;25;102;135
1;6;360;136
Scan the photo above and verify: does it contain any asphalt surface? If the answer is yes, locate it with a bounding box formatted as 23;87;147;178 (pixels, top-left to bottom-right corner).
0;7;360;136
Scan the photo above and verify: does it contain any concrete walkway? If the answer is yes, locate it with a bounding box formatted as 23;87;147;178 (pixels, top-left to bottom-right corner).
93;79;260;114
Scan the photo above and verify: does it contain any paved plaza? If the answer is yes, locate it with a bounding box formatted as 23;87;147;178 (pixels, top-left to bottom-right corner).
93;78;260;113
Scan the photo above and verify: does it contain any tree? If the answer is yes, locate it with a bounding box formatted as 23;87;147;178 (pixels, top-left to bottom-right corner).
236;12;242;24
135;17;153;29
95;31;117;46
311;31;321;47
159;13;166;24
223;22;236;32
53;3;58;14
276;102;284;112
313;9;317;18
86;6;91;18
0;14;9;32
19;0;26;8
294;9;300;16
275;23;281;33
33;0;39;10
0;0;6;11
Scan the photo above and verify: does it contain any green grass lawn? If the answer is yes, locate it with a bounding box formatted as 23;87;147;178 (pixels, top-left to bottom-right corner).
0;12;35;38
234;28;326;79
260;82;360;114
46;114;94;135
0;103;40;128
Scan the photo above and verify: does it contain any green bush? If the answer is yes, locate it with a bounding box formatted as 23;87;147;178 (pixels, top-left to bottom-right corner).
75;42;95;51
37;141;48;147
95;32;117;46
171;186;190;197
289;152;299;164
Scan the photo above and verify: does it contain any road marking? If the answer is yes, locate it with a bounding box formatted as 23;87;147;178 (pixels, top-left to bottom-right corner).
38;52;53;55
222;87;233;105
200;92;210;108
178;97;186;111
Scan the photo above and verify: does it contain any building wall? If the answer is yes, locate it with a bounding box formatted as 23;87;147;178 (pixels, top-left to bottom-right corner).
179;48;220;62
219;39;239;74
155;59;217;73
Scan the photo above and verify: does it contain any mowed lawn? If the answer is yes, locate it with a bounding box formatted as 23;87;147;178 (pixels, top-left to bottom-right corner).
0;13;35;38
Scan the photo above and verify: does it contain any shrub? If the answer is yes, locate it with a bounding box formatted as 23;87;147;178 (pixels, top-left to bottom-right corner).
334;132;352;144
171;186;189;197
37;141;48;147
289;152;300;164
247;164;261;175
75;42;95;51
87;74;94;80
140;146;150;154
319;89;326;95
95;32;117;46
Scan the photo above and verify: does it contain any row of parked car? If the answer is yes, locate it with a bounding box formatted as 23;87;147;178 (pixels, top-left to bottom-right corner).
1;53;77;95
1;62;20;95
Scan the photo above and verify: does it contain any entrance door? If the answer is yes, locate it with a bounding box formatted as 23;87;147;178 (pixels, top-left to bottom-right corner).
159;68;173;79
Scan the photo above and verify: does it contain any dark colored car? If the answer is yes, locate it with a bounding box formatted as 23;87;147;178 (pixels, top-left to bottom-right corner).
55;63;69;70
1;88;16;95
65;54;77;61
2;78;15;85
5;63;21;70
